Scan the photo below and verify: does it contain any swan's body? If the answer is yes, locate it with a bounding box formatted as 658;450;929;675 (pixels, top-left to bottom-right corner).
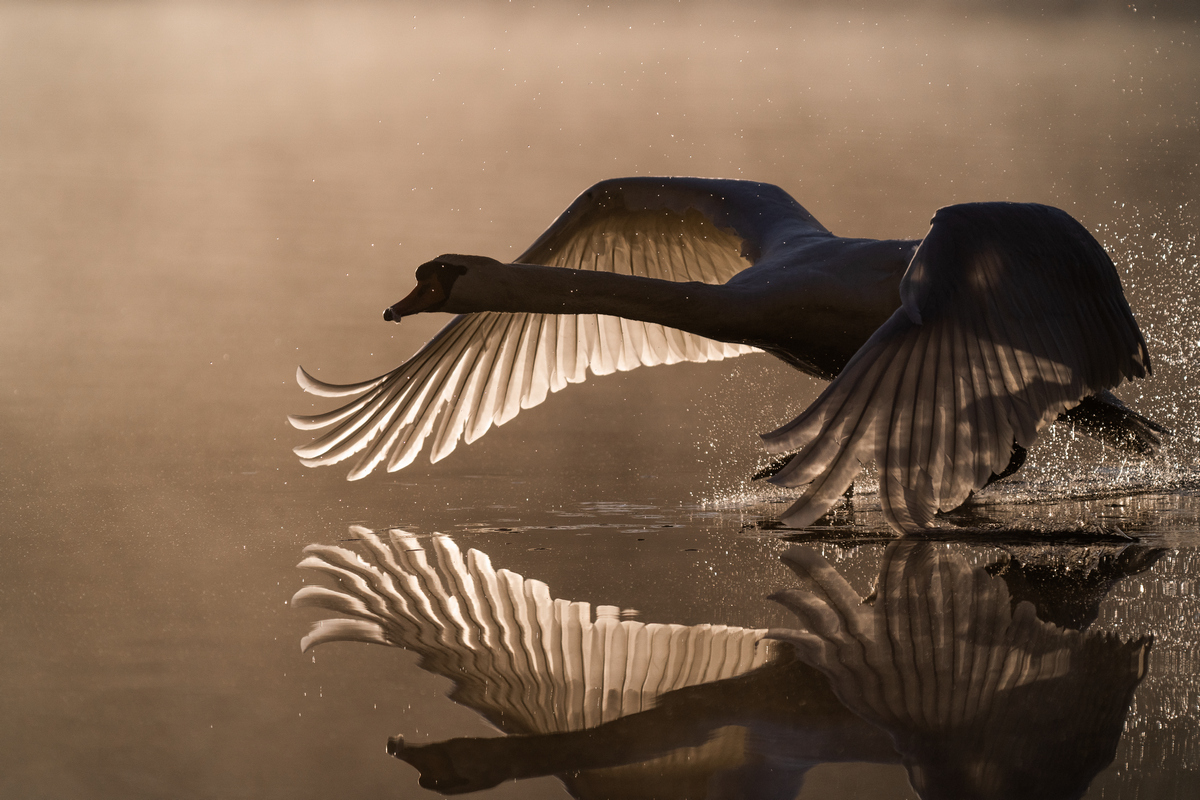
290;177;1160;532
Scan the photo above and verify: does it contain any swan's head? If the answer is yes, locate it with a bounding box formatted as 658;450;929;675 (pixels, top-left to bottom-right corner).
383;255;501;321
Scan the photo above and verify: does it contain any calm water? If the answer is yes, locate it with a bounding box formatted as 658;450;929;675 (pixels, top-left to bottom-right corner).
2;2;1198;798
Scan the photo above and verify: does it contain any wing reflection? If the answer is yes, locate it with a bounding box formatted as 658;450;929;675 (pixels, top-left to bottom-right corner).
294;529;899;797
770;541;1154;800
295;532;1157;799
293;529;787;784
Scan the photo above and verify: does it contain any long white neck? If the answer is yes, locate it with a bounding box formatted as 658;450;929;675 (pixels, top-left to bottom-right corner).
445;238;915;379
452;262;748;340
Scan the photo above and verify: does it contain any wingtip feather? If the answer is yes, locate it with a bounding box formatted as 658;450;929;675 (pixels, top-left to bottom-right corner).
295;365;390;398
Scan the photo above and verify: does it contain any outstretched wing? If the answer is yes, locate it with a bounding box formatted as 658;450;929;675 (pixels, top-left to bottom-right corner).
291;177;827;478
762;202;1151;532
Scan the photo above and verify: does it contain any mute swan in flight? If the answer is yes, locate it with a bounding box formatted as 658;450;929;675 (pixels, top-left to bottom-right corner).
289;177;1161;532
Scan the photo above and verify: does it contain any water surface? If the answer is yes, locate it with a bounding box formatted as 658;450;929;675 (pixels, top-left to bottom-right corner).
1;2;1198;798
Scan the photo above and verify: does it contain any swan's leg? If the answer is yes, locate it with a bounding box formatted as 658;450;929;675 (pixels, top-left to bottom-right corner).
1058;391;1169;456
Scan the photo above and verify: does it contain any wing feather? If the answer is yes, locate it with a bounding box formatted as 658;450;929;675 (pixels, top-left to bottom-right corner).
468;316;523;443
764;202;1150;532
295;314;483;467
430;314;509;461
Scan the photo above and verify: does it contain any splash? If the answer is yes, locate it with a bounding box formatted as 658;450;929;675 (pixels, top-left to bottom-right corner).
704;201;1200;526
1004;200;1200;499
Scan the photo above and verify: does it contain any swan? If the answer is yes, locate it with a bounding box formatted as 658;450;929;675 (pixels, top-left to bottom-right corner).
289;177;1162;533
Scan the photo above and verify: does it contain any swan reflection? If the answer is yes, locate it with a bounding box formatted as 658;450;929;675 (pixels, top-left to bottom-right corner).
770;541;1155;800
295;531;1157;798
